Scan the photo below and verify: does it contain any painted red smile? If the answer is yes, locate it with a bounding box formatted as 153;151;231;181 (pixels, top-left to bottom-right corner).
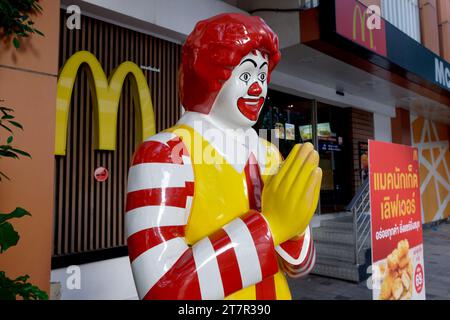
237;97;265;121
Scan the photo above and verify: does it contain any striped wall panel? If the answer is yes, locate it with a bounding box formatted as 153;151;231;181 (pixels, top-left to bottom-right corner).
53;11;182;257
382;0;421;43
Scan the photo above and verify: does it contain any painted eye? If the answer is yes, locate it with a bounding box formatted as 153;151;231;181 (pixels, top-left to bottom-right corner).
239;72;251;83
258;72;267;82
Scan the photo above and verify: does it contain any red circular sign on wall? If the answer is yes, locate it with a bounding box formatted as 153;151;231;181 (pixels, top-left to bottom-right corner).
94;167;109;182
414;263;424;294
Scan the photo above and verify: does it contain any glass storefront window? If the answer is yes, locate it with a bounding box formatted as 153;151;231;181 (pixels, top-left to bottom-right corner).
255;89;313;158
255;90;354;215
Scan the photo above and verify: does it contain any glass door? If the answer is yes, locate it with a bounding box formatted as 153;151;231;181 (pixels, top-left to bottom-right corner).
255;89;313;159
254;90;354;215
316;102;353;213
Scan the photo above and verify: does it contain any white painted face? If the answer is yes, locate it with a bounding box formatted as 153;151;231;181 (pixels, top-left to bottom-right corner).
209;50;269;129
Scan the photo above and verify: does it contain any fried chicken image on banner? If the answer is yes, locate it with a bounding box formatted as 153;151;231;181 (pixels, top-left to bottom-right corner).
379;240;413;300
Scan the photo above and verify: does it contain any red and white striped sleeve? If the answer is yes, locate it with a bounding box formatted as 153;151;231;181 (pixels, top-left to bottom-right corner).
276;226;316;278
126;132;279;300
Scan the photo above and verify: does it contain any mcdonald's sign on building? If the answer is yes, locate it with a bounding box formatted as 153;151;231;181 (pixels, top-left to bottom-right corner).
55;50;156;156
52;13;182;261
335;0;387;57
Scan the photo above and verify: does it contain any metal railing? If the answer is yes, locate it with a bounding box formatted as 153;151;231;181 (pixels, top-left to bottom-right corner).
348;179;371;265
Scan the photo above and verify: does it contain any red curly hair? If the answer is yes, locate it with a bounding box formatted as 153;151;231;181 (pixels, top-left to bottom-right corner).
179;13;281;114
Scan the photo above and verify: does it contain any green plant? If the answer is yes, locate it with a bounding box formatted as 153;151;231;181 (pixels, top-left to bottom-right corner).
0;105;31;181
0;0;44;49
0;273;48;300
0;102;48;300
0;207;30;254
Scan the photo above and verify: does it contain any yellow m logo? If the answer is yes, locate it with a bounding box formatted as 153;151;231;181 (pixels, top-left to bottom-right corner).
353;5;374;49
55;51;156;156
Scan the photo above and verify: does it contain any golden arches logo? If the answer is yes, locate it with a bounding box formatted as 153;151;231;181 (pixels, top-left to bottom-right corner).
55;51;156;156
353;5;374;49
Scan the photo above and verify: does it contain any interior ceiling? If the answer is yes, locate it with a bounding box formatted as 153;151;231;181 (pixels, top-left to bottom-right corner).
278;43;450;125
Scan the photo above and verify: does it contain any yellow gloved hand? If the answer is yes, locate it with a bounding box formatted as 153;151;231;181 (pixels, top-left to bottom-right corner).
262;143;322;246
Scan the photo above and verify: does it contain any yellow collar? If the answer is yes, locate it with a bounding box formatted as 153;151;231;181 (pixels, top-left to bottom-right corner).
177;112;267;173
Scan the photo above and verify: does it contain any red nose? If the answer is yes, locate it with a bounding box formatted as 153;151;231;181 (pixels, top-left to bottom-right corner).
247;82;263;96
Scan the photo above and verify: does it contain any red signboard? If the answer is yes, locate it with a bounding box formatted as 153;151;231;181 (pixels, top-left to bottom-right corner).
369;140;425;300
94;167;109;182
335;0;387;57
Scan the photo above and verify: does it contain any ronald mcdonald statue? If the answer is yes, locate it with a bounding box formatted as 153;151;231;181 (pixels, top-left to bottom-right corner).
126;13;322;300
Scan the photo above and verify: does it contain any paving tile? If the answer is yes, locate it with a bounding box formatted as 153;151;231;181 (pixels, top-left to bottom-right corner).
290;223;450;300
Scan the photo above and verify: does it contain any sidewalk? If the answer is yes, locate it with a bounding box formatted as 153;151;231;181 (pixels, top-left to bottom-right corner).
289;221;450;300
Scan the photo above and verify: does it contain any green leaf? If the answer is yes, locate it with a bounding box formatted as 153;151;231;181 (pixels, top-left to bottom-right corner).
0;123;13;133
13;38;20;49
7;136;13;144
0;208;31;225
0;272;17;299
34;29;44;37
0;271;48;300
11;148;31;158
0;144;13;150
7;121;23;130
14;275;30;283
0;150;19;159
0;222;20;253
0;152;18;159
